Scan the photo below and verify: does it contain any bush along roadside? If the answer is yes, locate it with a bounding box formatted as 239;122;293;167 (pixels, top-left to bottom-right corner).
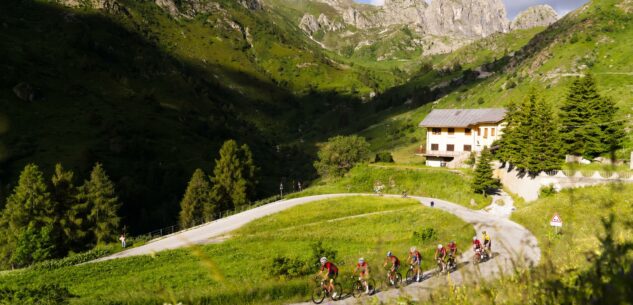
0;283;73;305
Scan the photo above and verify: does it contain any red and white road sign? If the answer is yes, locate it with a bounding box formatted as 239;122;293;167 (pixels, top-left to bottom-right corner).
550;213;563;227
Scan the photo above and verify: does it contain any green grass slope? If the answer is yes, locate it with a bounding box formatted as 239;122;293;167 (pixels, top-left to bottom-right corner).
0;0;409;233
291;164;489;209
0;196;474;304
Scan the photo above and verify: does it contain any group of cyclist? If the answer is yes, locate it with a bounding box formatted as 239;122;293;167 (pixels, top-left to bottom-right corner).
316;231;493;297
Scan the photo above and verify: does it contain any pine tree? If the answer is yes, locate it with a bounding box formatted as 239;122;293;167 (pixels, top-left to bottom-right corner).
83;163;121;245
51;164;89;253
524;96;563;173
471;147;499;196
179;169;213;228
560;74;624;158
210;140;257;212
498;91;563;174
497;98;533;167
0;164;57;266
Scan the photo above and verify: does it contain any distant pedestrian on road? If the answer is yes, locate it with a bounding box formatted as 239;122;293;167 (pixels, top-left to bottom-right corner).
430;201;435;207
119;234;127;248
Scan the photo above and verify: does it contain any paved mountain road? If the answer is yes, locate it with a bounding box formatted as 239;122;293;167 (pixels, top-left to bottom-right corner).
93;194;541;305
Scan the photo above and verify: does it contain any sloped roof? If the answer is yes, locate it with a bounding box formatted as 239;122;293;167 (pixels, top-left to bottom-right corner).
419;108;507;128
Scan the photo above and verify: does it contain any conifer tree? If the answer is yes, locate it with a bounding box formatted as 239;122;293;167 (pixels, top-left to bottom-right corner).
210;140;257;212
179;169;213;228
83;163;121;244
51;164;89;253
498;91;563;174
0;164;56;266
471;147;499;196
525;96;563;173
560;75;624;158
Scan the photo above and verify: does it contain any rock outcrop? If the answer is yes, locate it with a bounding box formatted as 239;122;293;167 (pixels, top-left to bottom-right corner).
13;82;36;102
510;5;558;30
313;0;509;38
300;13;343;35
239;0;263;10
424;0;509;38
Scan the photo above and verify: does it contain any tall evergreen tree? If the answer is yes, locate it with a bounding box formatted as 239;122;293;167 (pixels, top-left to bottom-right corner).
525;96;564;173
179;169;213;228
498;91;563;174
560;74;624;158
0;164;57;266
83;163;121;244
471;147;499;196
51;164;89;253
210;140;257;212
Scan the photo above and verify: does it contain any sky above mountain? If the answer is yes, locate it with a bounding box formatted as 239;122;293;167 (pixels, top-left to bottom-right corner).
354;0;589;19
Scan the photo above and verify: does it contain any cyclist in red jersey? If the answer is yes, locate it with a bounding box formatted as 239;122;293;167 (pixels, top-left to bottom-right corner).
472;236;482;251
435;244;447;272
383;251;400;284
317;257;339;298
446;241;458;269
408;246;422;282
353;258;370;293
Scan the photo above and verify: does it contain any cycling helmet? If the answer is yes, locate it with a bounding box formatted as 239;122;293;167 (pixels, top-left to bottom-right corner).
359;258;365;263
410;246;417;252
387;251;393;257
320;257;327;264
483;231;487;234
450;241;455;244
438;244;443;249
473;236;477;241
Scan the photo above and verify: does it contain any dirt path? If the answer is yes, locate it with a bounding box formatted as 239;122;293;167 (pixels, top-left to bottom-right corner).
93;194;540;305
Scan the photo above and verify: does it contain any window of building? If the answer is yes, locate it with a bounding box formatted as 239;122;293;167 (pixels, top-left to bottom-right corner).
432;128;441;135
448;128;455;135
491;128;495;137
483;128;488;139
464;145;472;152
431;144;439;151
465;128;472;135
477;128;481;136
447;144;455;152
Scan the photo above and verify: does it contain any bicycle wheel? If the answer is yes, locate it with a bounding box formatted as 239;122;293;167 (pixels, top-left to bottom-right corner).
406;268;415;284
352;281;363;298
311;287;326;304
331;283;343;300
394;273;402;287
367;279;376;294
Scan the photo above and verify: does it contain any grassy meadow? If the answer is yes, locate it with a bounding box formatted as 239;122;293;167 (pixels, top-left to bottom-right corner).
0;196;474;305
290;164;489;209
512;183;633;270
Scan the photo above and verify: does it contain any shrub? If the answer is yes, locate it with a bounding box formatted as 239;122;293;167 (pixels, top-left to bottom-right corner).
539;184;558;198
0;283;72;305
30;247;113;271
268;256;310;278
314;135;370;178
412;228;437;243
374;152;394;163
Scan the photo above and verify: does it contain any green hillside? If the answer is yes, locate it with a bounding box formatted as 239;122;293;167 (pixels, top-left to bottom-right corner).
0;0;410;233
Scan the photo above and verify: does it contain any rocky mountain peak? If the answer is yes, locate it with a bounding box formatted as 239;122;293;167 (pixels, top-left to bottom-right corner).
424;0;509;37
510;4;558;30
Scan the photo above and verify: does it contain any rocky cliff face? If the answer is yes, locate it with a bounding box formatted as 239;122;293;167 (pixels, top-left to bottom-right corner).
510;5;558;31
424;0;509;38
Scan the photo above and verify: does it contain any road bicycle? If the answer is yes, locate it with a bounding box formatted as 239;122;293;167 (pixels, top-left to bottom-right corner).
311;276;342;304
385;267;402;288
350;275;375;298
405;264;422;284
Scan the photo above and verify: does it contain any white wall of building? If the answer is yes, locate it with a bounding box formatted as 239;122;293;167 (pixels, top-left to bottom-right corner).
425;123;505;154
